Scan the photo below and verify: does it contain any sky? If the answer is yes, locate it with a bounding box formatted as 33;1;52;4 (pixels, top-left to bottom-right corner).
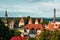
0;0;60;18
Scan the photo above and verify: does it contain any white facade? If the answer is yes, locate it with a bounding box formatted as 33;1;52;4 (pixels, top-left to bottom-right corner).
19;18;24;27
19;22;24;27
28;18;32;24
35;22;38;24
37;30;41;35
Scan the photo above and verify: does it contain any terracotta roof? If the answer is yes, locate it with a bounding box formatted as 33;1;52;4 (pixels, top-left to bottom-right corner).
19;18;24;23
47;22;60;31
24;24;43;30
47;23;54;31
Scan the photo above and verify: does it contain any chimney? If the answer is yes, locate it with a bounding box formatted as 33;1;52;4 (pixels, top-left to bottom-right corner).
28;18;32;24
35;19;38;24
53;8;56;23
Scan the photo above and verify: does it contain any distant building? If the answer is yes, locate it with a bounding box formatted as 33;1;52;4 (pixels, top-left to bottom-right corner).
19;17;24;27
28;18;32;24
24;18;43;30
35;19;38;24
9;19;15;29
4;9;8;26
46;22;60;31
24;18;43;35
46;8;60;31
53;8;56;23
40;18;43;23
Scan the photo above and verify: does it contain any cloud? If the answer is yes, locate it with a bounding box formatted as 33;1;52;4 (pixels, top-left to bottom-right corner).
0;0;60;17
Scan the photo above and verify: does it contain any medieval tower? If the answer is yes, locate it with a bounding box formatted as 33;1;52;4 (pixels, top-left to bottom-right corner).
4;9;8;26
53;8;56;23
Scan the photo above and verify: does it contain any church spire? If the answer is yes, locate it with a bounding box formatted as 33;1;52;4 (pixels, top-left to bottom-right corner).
53;8;56;23
4;9;8;26
5;9;8;19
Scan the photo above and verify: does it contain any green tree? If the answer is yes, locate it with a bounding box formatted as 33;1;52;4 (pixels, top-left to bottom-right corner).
40;20;48;25
55;30;60;40
0;19;10;40
9;29;21;36
39;29;50;40
19;25;24;28
29;37;36;40
49;30;58;40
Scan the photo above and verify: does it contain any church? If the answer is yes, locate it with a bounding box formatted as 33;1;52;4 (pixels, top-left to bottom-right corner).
45;8;60;31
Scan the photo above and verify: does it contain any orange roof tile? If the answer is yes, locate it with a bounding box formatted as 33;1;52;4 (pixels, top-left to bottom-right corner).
47;23;55;31
24;24;43;30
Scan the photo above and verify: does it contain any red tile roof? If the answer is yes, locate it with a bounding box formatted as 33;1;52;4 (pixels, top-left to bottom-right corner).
47;23;54;31
24;24;43;30
46;22;60;31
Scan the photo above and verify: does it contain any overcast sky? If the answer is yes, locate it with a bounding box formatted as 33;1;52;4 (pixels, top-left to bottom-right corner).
0;0;60;18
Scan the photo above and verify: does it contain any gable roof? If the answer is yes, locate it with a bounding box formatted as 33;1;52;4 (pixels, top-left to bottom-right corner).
19;17;24;23
24;24;43;30
47;23;54;31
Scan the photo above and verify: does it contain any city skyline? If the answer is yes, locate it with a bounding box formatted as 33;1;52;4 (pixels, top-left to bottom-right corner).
0;0;60;18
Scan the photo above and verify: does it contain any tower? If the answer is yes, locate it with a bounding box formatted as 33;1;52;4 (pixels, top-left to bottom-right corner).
53;8;56;23
35;19;38;24
9;19;15;29
28;18;32;24
4;9;8;26
19;17;24;27
40;18;43;23
5;9;8;19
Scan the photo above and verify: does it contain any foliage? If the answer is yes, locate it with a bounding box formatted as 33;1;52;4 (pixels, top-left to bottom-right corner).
39;29;50;40
35;29;60;40
9;29;21;36
19;25;24;28
28;37;36;40
0;19;10;40
0;19;21;40
40;20;48;25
